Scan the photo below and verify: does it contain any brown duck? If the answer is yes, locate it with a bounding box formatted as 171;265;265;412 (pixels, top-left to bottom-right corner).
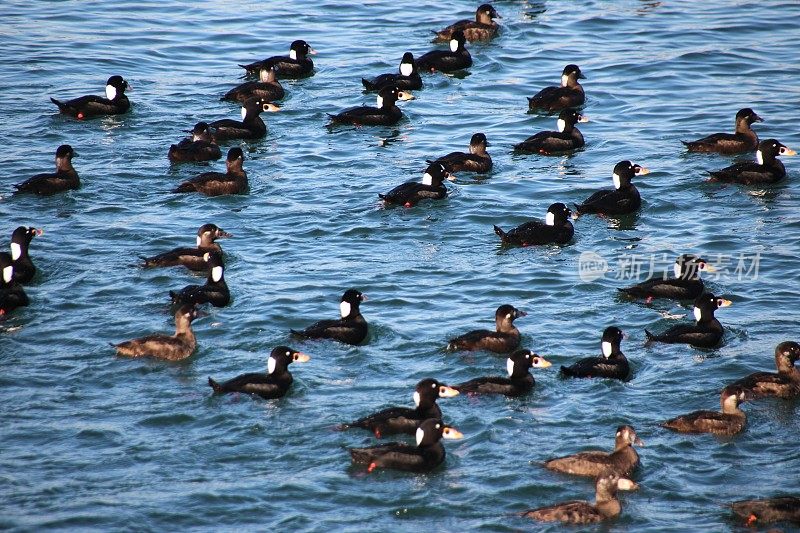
662;385;748;435
447;304;526;353
114;305;201;360
544;425;643;478
730;341;800;399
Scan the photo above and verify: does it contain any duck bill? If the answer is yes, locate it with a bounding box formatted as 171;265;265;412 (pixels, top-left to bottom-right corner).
263;103;281;112
617;478;639;491
701;263;717;272
445;172;457;182
577;115;589;123
438;385;460;398
718;299;733;307
35;228;44;236
516;310;528;318
781;147;797;156
217;230;233;238
308;48;318;55
293;353;311;363
634;437;645;446
442;427;464;440
635;167;650;176
533;357;553;369
397;91;416;101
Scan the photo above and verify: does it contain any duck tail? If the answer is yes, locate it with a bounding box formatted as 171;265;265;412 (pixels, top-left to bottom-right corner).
289;328;308;338
559;365;576;377
208;377;224;394
50;97;67;112
361;78;374;91
173;182;195;193
644;329;655;345
493;225;508;242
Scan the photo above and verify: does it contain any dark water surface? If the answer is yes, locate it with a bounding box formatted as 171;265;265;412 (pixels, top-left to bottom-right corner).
2;0;800;531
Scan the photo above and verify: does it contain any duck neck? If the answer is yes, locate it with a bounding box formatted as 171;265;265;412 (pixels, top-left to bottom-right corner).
496;317;518;335
721;395;742;415
175;317;195;344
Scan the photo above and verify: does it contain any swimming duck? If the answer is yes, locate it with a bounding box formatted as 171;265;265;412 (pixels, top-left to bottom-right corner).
50;75;130;119
645;292;731;348
114;304;201;360
0;253;29;316
708;139;795;184
662;385;748;435
431;4;501;42
222;65;285;103
8;226;42;284
379;161;454;207
432;132;492;173
514;109;588;154
731;497;800;527
291;289;368;345
527;65;586;112
574;161;649;216
169;252;229;308
349;418;463;473
618;254;715;302
168;122;222;163
521;473;639;524
682;108;763;154
328;85;414;126
14;145;79;195
494;202;574;246
362;52;423;92
341;378;459;438
141;223;231;271
207;97;280;141
729;341;800;399
417;30;472;73
560;327;630;381
543;425;643;478
453;349;552;396
208;346;310;399
173;147;248;196
447;304;526;353
240;40;317;78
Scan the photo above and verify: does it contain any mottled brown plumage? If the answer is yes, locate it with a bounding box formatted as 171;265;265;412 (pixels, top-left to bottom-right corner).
447;304;526;353
544;425;642;477
174;147;247;196
114;305;200;360
662;385;748;435
522;474;638;524
730;341;800;399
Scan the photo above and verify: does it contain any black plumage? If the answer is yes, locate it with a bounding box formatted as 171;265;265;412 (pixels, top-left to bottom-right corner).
514;108;587;154
50;75;130;118
208;346;310;399
527;64;586;112
494;202;574;246
379;161;452;207
575;160;649;216
14;145;79;195
561;327;630;381
645;292;731;348
618;254;714;302
328;85;414;126
708;138;795;185
417;30;472;73
142;223;231;271
454;350;551;396
169;252;229;308
362;52;422;92
239;40;316;78
432;132;492;173
291;289;368;345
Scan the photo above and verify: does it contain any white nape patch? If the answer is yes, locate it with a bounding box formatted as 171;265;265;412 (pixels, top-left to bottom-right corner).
289;49;298;61
413;391;421;407
693;306;702;322
674;263;682;278
561;74;569;87
557;119;566;133
240;107;247;120
602;341;613;358
756;150;764;165
400;63;413;77
449;39;459;52
211;266;223;282
506;358;515;377
105;84;117;100
340;301;351;318
612;173;622;190
196;236;202;247
421;173;434;186
415;426;425;446
375;95;384;108
545;212;555;226
267;356;277;374
2;265;12;283
10;242;22;261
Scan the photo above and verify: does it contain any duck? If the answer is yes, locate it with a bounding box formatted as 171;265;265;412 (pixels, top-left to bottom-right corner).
662;385;748;435
431;132;492;173
173;147;248;196
328;85;414;126
447;304;526;353
682;108;763;154
417;30;472;73
208;346;310;399
169;252;229;308
645;292;732;348
8;226;43;284
543;425;643;478
527;64;586;112
14;145;79;195
514;108;588;154
349;418;463;473
560;327;630;381
290;289;368;345
431;4;501;42
340;378;459;438
0;253;29;317
362;52;423;92
50;75;130;119
453;349;552;396
618;254;715;302
708;139;795;184
114;304;201;360
222;65;285;103
731;497;800;527
574;161;649;216
141;223;232;271
494;202;574;246
521;473;639;524
206;97;280;141
240;40;317;78
168;122;222;163
729;341;800;399
379;161;454;207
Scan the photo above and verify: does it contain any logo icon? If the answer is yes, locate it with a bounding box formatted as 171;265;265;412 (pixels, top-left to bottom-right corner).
578;251;608;282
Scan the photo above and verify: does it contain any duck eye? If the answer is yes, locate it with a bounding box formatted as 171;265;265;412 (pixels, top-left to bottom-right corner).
432;383;437;388
286;351;290;356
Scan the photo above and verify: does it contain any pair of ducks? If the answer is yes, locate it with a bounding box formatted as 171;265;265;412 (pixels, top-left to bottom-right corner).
0;227;43;316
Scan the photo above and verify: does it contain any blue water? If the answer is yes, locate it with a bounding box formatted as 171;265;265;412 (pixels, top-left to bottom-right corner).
2;0;800;530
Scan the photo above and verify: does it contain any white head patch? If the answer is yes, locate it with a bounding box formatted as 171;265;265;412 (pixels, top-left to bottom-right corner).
506;358;515;377
289;49;298;61
105;84;117;100
2;265;12;283
693;306;702;322
340;300;351;318
413;391;421;407
561;74;569;87
449;39;459;52
557;119;566;133
602;341;613;358
375;95;384;108
240;107;247;120
674;262;682;278
612;173;622;190
545;212;556;226
10;242;22;261
211;265;223;282
756;150;764;165
267;356;277;374
400;62;413;77
415;426;425;446
421;172;434;186
196;236;202;247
